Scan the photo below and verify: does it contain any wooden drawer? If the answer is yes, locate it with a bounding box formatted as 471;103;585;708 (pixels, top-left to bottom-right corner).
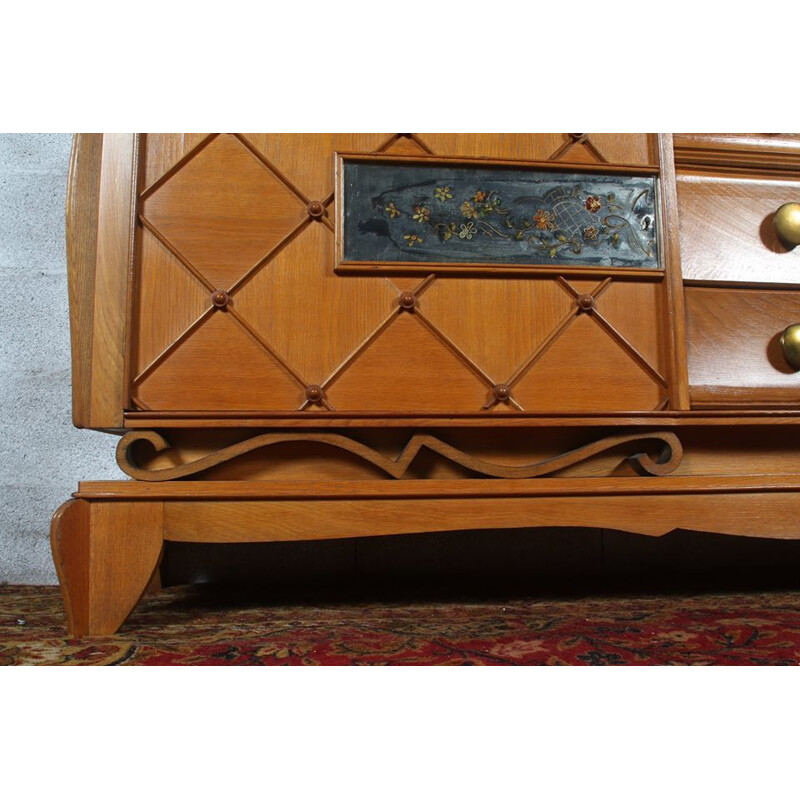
677;173;800;285
686;285;800;407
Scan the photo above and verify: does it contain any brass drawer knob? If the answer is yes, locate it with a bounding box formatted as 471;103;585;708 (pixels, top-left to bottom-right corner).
774;203;800;246
780;323;800;370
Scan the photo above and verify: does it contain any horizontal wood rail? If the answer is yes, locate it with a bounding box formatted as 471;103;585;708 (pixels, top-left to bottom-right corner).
76;475;800;500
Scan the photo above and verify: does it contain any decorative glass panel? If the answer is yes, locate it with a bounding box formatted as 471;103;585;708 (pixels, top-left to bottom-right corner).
342;160;659;269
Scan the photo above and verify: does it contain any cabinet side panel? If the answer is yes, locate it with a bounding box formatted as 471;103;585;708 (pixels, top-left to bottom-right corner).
70;133;136;429
66;134;102;427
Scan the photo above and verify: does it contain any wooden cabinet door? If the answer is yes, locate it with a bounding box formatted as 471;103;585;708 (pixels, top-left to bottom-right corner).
129;133;679;417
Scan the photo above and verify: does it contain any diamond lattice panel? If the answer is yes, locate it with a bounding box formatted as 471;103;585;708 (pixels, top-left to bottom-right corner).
134;230;211;376
234;222;398;384
143;134;308;289
242;134;391;202
421;277;575;382
417;133;564;162
566;278;607;296
143;133;212;188
593;281;665;375
590;134;654;165
388;277;426;291
552;141;603;164
133;133;666;416
135;312;302;411
381;136;431;156
512;313;663;412
327;314;490;412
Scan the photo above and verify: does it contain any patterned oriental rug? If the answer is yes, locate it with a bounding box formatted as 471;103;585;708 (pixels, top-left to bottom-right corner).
2;584;800;666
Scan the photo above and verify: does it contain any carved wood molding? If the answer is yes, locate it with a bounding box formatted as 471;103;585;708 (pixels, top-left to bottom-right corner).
116;430;683;482
673;134;800;176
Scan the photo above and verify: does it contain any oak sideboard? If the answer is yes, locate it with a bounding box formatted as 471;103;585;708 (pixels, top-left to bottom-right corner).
52;132;800;635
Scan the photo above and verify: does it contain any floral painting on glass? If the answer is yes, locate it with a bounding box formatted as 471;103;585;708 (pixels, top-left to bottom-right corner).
342;160;660;268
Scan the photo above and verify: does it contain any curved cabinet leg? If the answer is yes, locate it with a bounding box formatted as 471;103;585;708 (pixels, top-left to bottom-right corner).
50;499;164;636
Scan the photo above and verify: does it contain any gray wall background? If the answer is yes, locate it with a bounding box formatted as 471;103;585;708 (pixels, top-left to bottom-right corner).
0;134;120;584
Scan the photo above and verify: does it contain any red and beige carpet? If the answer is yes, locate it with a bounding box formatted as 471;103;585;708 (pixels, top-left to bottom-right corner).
3;582;800;665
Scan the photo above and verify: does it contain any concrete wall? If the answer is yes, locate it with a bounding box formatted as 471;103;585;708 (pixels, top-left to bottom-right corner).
0;134;120;584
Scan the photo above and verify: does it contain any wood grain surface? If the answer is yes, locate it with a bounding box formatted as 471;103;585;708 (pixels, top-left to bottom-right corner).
114;429;682;481
50;499;163;636
159;491;800;543
67;133;136;428
686;285;800;406
677;173;800;284
66;134;102;427
129;133;672;416
674;133;800;175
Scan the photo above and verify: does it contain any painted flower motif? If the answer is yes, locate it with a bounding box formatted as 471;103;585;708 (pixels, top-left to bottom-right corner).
583;225;599;241
533;209;555;230
459;221;477;240
385;202;400;219
473;190;487;203
460;200;477;219
585;195;602;213
441;222;457;241
434;186;453;201
412;205;431;223
404;234;423;247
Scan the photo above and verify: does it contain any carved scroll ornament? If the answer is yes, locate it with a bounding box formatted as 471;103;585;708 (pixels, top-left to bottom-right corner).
116;430;683;482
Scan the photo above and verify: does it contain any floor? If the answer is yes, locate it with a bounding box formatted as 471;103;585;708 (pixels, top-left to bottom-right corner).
4;577;800;665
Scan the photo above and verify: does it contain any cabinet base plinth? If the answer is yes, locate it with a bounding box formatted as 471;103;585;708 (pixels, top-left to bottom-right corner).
52;477;800;636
